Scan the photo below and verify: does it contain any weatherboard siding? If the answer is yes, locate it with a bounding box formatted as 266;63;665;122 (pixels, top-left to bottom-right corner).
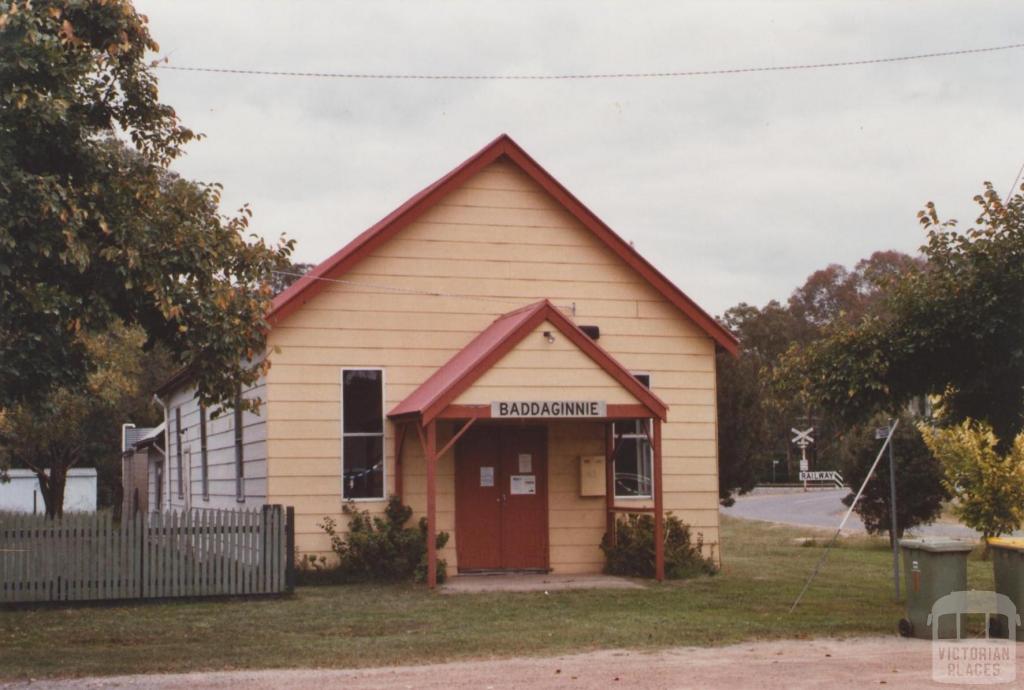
163;381;268;512
451;321;645;407
264;158;721;570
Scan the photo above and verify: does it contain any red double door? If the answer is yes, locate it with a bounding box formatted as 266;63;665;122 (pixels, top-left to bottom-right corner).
455;426;548;572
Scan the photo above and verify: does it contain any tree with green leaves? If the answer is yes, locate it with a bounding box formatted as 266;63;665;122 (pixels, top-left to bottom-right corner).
786;185;1024;444
0;0;293;415
0;323;172;517
920;419;1024;544
838;414;949;544
717;301;808;502
717;251;919;503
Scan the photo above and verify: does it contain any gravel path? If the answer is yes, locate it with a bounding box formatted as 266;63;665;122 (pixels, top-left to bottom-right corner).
8;637;1016;689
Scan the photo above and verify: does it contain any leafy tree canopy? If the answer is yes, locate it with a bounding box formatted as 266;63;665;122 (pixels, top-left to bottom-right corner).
920;419;1024;542
784;185;1024;444
0;322;172;516
717;251;919;502
0;0;292;412
838;414;948;544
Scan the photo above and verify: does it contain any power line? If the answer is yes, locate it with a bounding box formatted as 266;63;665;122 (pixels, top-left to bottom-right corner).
1005;158;1024;202
154;42;1024;81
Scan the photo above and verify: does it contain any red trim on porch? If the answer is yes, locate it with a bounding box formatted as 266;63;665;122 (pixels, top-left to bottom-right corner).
414;421;439;589
388;300;667;424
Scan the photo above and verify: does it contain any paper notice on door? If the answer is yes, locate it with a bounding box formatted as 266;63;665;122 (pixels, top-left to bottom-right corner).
510;474;536;495
480;466;494;487
518;454;532;473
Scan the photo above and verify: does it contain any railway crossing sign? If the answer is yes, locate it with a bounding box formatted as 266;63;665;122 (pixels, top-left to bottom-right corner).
792;427;815;488
791;427;814;448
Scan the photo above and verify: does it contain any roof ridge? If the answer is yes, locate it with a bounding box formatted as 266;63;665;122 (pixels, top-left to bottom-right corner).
265;134;737;354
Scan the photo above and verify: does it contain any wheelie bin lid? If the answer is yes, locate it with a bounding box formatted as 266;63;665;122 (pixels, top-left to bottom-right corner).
987;537;1024;550
898;537;975;553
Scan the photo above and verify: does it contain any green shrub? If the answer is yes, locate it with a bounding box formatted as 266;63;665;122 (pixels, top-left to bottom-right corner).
294;553;340;586
319;496;450;584
920;419;1024;546
601;512;717;579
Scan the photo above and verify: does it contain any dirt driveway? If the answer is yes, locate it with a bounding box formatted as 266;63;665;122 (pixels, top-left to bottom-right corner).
8;636;1017;689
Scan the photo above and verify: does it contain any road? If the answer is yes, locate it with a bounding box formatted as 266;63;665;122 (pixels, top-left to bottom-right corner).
721;487;1005;539
5;637;1006;689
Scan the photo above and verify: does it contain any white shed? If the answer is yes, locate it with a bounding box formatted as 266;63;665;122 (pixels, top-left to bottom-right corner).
0;468;98;514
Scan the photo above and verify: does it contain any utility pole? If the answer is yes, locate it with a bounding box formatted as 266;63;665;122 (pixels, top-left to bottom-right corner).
877;421;900;600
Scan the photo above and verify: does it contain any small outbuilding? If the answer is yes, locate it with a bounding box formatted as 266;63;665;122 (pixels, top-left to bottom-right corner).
0;468;97;514
155;134;738;585
120;422;165;516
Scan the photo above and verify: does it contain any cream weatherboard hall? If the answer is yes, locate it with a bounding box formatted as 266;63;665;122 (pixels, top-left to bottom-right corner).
151;134;738;587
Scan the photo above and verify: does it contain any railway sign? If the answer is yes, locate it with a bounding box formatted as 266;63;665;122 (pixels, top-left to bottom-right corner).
799;470;844;487
792;427;816;488
791;427;814;447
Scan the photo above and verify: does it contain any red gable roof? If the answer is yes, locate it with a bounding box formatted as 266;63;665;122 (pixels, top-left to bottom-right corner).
268;134;739;355
389;300;668;424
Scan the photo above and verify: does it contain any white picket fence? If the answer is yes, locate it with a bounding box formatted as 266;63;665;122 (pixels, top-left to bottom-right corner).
0;506;294;603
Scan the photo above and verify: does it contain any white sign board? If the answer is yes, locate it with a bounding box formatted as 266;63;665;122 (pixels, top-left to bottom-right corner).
492;401;606;418
518;454;532;473
800;470;841;482
510;474;536;495
480;466;494;487
874;426;891;440
791;427;814;446
799;459;809;472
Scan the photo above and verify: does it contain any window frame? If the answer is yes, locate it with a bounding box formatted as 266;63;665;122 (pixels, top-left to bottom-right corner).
234;398;245;503
175;407;184;499
199;404;209;501
613;372;654;500
340;367;387;502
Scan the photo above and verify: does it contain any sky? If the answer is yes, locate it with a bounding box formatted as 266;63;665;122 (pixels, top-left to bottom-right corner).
136;1;1024;316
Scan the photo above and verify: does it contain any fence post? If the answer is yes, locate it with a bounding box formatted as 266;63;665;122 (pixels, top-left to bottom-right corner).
285;506;295;593
139;510;147;599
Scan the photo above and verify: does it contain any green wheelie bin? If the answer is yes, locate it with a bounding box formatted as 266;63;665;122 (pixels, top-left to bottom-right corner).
987;537;1024;639
898;538;975;639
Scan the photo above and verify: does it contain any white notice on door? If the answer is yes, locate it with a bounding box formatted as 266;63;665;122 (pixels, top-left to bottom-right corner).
480;466;494;487
518;453;532;473
510;474;536;495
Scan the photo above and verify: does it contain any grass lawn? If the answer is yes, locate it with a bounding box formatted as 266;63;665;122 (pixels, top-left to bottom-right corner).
0;516;994;680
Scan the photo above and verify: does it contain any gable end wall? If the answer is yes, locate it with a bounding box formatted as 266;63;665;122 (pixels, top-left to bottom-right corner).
265;159;721;572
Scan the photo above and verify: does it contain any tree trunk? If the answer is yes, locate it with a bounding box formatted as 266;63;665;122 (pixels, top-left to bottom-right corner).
35;466;67;519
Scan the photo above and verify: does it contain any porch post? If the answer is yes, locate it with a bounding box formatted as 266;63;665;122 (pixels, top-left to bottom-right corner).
604;423;615;542
653;418;665;582
425;420;438;589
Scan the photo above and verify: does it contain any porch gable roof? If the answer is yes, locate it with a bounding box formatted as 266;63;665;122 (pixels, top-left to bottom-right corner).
388;299;668;424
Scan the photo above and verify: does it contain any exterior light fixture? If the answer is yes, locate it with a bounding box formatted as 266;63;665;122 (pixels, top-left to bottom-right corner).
543;331;556;344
